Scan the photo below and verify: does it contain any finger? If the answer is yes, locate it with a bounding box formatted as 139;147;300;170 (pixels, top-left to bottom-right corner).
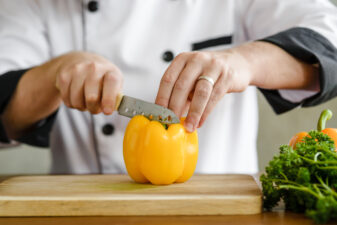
184;67;221;132
168;62;202;117
181;101;191;117
69;71;86;110
84;72;102;114
198;73;227;128
155;53;187;108
101;70;123;115
56;72;72;107
180;90;194;116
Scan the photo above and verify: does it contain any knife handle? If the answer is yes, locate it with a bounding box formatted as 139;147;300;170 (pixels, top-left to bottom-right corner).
114;93;124;111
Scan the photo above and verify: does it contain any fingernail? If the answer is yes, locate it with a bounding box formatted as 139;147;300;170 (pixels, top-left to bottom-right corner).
184;122;194;133
103;107;113;114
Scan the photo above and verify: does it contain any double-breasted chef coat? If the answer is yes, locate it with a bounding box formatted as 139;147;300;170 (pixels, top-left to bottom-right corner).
0;0;337;174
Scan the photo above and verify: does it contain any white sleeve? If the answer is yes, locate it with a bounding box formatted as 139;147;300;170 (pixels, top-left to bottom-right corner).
0;0;50;74
237;0;337;111
242;0;337;48
0;0;50;146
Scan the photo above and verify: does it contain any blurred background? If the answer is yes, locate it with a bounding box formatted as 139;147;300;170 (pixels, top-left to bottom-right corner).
1;0;337;175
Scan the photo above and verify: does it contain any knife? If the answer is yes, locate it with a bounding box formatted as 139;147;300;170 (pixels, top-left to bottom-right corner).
114;94;180;124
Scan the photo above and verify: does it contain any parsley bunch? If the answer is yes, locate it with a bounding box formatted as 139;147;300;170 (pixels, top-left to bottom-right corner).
260;110;337;224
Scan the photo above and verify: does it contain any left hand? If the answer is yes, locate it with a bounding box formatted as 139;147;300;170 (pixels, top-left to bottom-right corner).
155;50;253;132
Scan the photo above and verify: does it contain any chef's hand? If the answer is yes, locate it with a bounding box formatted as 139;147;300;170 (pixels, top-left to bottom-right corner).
155;41;319;132
54;52;123;115
155;49;252;132
2;51;123;139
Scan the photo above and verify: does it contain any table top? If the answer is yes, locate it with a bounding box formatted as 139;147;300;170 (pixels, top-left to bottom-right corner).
0;212;328;225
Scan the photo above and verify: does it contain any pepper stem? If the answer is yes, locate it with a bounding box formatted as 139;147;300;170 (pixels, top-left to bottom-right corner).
317;109;333;132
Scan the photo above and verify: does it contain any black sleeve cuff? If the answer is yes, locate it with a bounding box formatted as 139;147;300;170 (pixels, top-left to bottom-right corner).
0;69;28;143
15;111;58;147
258;27;337;114
0;69;57;147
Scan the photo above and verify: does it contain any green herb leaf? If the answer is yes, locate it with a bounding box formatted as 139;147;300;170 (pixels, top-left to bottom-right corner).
260;131;337;224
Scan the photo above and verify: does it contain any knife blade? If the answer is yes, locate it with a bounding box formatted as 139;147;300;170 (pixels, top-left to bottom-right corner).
115;94;180;124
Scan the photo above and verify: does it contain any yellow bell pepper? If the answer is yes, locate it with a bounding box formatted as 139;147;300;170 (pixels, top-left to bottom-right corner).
123;115;198;185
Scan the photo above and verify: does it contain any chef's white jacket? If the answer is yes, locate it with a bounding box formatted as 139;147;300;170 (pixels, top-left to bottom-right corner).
1;0;337;174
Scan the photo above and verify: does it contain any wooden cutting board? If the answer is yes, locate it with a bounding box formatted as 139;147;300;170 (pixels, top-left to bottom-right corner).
0;174;262;216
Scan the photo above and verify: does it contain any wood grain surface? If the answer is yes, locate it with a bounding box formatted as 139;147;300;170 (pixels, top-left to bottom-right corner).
0;174;262;217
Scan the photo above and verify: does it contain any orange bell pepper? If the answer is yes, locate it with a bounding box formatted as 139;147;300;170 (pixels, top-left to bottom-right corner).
289;132;308;149
123;115;198;185
289;109;337;151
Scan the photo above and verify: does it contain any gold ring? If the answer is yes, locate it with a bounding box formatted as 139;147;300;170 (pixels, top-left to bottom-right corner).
197;75;215;86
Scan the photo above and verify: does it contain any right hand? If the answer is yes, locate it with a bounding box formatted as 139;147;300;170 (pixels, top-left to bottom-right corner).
51;52;123;115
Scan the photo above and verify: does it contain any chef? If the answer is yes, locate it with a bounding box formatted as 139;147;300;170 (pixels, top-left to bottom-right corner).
1;0;337;175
